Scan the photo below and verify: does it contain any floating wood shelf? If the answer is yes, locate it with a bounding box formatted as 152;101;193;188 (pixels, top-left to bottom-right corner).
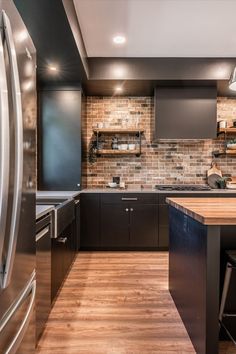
212;149;236;157
96;149;140;156
93;128;144;134
226;150;236;155
218;128;236;136
94;128;144;157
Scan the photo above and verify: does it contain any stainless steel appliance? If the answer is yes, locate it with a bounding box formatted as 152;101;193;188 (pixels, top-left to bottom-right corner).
155;184;211;191
36;212;52;343
0;1;36;353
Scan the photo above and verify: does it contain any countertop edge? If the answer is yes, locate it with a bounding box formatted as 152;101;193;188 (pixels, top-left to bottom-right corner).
166;197;236;225
36;205;54;220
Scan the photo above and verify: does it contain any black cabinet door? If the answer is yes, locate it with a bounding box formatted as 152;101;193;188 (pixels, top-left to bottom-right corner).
81;194;100;248
38;88;82;190
130;204;158;248
101;203;129;248
51;238;64;303
75;201;80;251
158;205;169;248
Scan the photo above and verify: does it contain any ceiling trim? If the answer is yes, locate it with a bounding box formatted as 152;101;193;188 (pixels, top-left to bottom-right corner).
62;0;89;78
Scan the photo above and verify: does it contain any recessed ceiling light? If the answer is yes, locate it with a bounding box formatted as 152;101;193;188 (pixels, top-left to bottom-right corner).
115;86;123;93
48;65;59;73
113;35;126;45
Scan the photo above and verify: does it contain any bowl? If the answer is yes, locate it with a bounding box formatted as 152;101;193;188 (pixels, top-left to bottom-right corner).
119;144;128;150
226;182;236;189
107;182;117;188
128;144;136;150
227;143;236;150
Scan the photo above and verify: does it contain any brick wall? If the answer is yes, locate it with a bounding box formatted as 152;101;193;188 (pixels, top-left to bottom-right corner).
82;96;236;188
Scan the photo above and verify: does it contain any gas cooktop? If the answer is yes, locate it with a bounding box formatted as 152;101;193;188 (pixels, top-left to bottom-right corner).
155;184;211;191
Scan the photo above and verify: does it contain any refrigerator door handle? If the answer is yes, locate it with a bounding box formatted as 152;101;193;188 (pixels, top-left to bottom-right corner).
1;10;23;289
0;16;10;270
0;273;36;354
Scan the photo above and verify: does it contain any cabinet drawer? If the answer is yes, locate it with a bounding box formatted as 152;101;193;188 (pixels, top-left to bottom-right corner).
101;193;157;204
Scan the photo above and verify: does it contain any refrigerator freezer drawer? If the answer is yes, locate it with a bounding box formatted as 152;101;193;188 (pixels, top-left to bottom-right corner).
0;273;36;354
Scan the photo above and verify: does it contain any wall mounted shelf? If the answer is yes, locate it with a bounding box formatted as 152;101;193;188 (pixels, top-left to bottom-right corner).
217;128;236;137
93;128;145;157
214;127;236;157
212;150;236;158
93;128;144;135
96;149;140;156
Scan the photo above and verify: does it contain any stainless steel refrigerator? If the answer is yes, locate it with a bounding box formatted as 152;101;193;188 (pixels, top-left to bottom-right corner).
0;0;36;353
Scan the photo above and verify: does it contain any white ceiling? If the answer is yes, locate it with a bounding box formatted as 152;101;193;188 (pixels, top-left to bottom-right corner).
73;0;236;58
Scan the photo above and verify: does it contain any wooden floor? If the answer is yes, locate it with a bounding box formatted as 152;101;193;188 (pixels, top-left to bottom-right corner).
37;252;236;354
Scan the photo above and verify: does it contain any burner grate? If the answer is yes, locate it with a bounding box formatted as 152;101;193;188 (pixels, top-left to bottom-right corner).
155;184;211;191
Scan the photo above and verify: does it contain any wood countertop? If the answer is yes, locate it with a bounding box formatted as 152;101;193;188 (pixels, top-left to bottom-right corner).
166;197;236;225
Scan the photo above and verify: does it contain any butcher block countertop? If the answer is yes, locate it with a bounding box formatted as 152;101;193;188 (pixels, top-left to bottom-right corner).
166;197;236;225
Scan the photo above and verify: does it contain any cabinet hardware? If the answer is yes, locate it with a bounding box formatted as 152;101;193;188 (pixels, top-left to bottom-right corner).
130;208;134;212
125;208;129;212
36;227;50;242
57;237;68;244
122;197;138;201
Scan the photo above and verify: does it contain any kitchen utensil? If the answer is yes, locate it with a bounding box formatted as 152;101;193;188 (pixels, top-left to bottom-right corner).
111;137;119;150
207;163;222;189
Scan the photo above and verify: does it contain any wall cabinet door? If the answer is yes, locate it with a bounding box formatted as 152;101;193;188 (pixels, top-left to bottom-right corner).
81;194;100;248
101;203;129;248
38;88;82;190
130;204;158;248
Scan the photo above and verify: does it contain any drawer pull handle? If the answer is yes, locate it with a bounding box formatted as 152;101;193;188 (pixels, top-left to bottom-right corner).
36;226;50;242
125;208;129;212
130;208;134;212
57;237;68;244
122;197;138;201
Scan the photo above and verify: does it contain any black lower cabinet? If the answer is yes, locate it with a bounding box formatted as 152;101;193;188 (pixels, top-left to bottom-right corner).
51;222;75;303
81;193;100;248
101;203;129;248
81;192;236;251
130;204;158;248
158;204;169;248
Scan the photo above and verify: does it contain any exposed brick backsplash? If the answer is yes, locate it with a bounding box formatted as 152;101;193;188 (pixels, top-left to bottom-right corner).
82;96;236;188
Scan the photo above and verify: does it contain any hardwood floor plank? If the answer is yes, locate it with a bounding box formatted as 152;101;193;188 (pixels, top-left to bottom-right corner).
36;252;236;354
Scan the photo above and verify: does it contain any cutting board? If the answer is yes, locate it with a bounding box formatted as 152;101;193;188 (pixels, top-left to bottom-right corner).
207;163;222;189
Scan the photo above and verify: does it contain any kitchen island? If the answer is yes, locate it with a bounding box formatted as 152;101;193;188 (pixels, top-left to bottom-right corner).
166;197;236;354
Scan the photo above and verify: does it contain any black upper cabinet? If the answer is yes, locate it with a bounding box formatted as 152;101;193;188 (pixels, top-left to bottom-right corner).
155;86;217;140
38;88;82;190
